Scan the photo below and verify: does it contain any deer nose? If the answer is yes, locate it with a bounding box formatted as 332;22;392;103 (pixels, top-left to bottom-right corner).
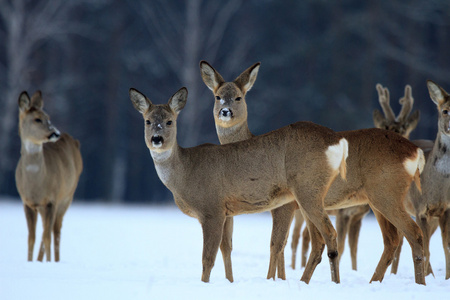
220;108;233;118
151;135;164;147
48;131;60;141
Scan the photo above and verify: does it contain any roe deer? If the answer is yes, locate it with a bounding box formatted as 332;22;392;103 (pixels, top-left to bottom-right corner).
200;60;368;275
373;83;437;275
15;91;83;262
200;61;427;284
130;86;348;283
407;80;450;280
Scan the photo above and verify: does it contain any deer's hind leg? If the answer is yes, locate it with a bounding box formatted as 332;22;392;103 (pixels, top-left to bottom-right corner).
301;226;310;268
347;205;370;271
53;199;72;262
369;208;400;283
200;214;226;283
291;185;339;283
440;209;450;279
220;216;234;282
267;201;296;280
37;202;57;262
290;210;304;270
24;204;38;261
371;201;425;285
300;218;326;283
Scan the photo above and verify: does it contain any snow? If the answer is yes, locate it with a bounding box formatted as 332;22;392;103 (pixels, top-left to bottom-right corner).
0;199;448;300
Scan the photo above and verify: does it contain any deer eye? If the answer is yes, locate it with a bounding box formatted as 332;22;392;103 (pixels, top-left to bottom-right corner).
34;118;42;123
443;110;448;115
215;96;221;101
235;97;242;101
166;121;172;126
146;120;151;125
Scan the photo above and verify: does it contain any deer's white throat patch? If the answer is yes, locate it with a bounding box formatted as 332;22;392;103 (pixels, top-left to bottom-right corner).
435;135;450;175
151;149;173;185
24;140;42;154
25;164;40;173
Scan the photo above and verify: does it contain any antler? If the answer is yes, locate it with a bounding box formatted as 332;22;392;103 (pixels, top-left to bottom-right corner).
397;85;414;122
376;84;395;121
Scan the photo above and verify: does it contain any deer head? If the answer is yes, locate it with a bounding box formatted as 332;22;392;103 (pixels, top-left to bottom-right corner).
18;91;61;149
129;87;187;155
373;84;420;138
427;80;450;136
200;61;260;129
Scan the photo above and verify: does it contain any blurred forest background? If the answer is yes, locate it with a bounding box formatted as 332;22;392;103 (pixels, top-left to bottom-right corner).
0;0;449;203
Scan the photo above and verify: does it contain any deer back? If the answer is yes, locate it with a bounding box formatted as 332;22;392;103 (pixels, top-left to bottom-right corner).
130;87;348;217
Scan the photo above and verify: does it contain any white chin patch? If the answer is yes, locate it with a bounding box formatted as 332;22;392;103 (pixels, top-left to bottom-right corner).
219;115;232;122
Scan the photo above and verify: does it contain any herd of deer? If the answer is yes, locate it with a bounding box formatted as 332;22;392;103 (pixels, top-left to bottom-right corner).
15;61;450;286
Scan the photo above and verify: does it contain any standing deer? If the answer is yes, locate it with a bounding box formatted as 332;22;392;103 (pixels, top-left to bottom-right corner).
200;61;427;284
16;91;83;262
407;80;450;280
130;86;348;283
200;60;368;275
373;83;437;275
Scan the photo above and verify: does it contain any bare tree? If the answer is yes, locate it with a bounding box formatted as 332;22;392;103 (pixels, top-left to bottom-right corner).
128;0;253;146
0;0;92;187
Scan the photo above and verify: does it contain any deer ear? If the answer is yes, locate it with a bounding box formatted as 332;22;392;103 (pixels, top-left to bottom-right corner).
169;87;188;114
18;91;31;112
427;80;448;107
129;88;152;114
200;61;225;92
372;109;386;129
234;62;260;94
405;110;420;136
30;91;43;109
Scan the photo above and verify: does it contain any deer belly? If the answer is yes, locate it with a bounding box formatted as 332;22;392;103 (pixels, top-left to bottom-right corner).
224;190;294;216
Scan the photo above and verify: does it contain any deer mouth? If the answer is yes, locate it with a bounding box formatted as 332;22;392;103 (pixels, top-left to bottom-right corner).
48;131;61;142
151;135;164;148
218;108;233;121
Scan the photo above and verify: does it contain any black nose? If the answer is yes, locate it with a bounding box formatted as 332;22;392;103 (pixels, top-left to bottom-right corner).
220;108;233;117
151;135;164;145
48;132;60;140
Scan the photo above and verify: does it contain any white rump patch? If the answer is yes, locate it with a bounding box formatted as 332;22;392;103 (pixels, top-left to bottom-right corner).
325;138;348;171
403;148;425;176
25;164;40;173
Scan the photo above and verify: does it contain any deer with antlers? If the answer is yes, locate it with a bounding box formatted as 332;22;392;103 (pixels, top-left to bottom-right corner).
15;91;83;262
200;61;427;284
373;83;438;275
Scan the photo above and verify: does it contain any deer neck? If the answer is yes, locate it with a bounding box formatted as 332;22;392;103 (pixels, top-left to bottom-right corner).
150;145;181;187
216;120;253;145
430;132;450;176
20;139;46;174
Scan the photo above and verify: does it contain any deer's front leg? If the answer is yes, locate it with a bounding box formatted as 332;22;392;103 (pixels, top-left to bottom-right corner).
201;214;225;283
24;204;37;261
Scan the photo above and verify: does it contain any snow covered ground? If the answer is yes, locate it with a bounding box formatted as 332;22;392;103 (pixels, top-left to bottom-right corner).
0;199;448;300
